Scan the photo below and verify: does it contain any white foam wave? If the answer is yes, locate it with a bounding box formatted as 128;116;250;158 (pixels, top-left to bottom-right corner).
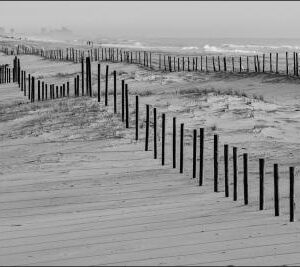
203;44;258;54
181;46;199;50
224;43;300;51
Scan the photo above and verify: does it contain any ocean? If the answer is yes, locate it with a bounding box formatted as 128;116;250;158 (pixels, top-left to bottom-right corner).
93;37;300;56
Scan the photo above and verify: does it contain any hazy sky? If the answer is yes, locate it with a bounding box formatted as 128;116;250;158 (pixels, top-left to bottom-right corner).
0;1;299;39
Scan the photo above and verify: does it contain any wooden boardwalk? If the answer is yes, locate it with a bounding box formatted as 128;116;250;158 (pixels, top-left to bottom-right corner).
1;130;300;266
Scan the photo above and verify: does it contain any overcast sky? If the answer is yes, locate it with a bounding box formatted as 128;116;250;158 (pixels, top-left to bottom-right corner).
0;1;299;39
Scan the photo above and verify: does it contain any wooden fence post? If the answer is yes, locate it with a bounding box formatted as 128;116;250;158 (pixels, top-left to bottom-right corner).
42;81;44;100
233;146;238;201
135;96;139;141
243;153;248;205
259;158;265;210
276;53;279;74
113;70;117;113
125;84;129;128
104;65;108;106
162;113;165;166
121;80;125;121
38;80;40;101
214;134;218;192
153;107;157;159
290;166;295;222
224;144;229;197
199;128;204;186
81;58;84;95
97;63;101;102
274;163;279;216
193;129;197;178
270;53;272;73
180;123;184;173
286;52;289;76
173;117;176;168
145;104;149;150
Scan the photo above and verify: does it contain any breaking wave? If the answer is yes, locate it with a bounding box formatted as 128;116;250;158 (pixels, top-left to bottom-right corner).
203;44;258;54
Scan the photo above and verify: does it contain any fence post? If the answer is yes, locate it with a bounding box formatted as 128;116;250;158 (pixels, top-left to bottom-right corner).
45;84;48;100
125;84;129;128
270;53;272;73
38;80;40;101
193;129;197;178
199;128;204;186
290;166;295;222
180;123;184;173
153;107;157;159
97;63;101;102
286;52;289;76
114;70;117;113
276;53;279;74
224;144;229;197
173;117;176;168
105;65;109;106
42;81;44;100
121;80;125;121
81;58;84;95
233;146;238;201
134;95;139;141
31;76;35;103
145;104;149;150
213;134;219;192
259;158;265;210
243;153;248;205
162;113;165;166
274;164;279;216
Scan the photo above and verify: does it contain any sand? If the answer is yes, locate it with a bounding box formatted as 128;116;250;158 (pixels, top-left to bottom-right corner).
0;42;300;265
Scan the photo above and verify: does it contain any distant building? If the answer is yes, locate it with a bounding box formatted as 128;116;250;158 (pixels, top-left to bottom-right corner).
0;27;5;35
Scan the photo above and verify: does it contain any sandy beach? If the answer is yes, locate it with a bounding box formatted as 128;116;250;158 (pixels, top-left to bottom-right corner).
0;36;300;265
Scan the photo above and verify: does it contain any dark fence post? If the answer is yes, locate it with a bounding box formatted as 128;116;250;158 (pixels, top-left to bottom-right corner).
105;65;109;106
233;146;238;201
125;84;129;128
180;123;184;173
286;52;289;76
192;129;197;178
161;113;165;166
153;107;157;159
121;80;125;122
31;76;35;103
199;128;204;186
224;144;229;197
135;96;139;141
243;153;248;205
214;134;218;192
145;104;149;150
173;117;176;168
98;63;101;102
81;58;84;95
274;163;279;216
113;70;117;113
38;80;40;101
42;81;44;101
259;158;265;210
290;166;295;222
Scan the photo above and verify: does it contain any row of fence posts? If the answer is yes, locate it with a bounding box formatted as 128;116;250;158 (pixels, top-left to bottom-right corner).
141;105;296;222
10;55;297;223
2;44;300;77
0;64;11;84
